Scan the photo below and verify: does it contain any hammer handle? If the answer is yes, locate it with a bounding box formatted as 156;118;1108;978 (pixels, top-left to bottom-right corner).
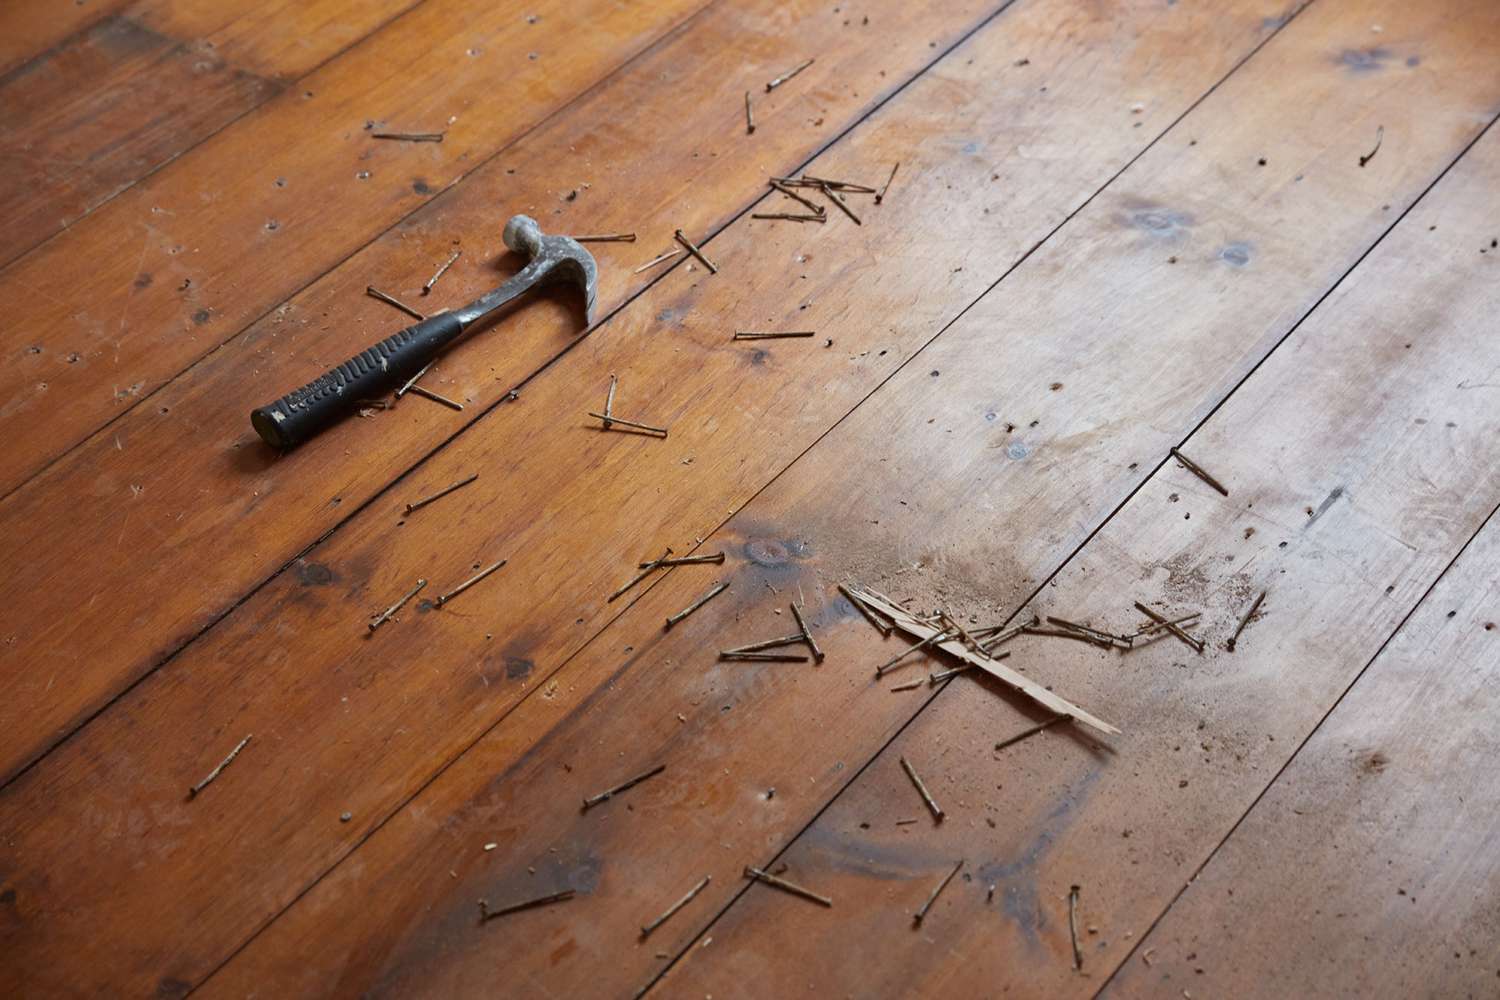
250;312;465;450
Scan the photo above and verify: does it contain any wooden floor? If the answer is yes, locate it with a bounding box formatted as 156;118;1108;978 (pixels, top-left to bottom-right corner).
3;0;1498;995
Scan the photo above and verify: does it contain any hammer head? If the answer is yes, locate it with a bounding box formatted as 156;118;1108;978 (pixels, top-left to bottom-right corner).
504;214;598;325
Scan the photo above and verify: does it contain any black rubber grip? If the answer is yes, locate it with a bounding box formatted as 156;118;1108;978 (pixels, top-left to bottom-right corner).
250;312;464;450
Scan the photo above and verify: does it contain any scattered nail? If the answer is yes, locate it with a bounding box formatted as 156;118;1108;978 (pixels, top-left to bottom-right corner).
993;714;1069;751
913;860;963;925
404;474;477;514
187;734;252;799
366;285;425;321
790;602;824;662
371;131;445;142
478;889;575;922
666;581;728;629
765;58;814;92
673;229;718;274
633;249;682;273
410;384;463;410
588;411;668;437
1226;590;1266;651
421;249;462;296
368;578;427;632
583;763;666;810
436;558;507;607
1169;447;1229;497
641;875;712;937
875;162;900;204
744;865;831;906
900;755;943;821
571;233;637;243
733;330;816;340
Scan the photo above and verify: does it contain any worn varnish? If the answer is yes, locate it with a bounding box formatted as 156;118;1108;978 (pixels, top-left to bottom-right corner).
0;0;710;495
5;0;1500;994
0;0;1286;994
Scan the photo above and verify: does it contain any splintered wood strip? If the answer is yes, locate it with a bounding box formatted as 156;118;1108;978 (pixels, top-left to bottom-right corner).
838;584;893;636
855;589;1120;735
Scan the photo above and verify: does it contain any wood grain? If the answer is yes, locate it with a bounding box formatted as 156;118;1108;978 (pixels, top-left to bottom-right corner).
0;0;133;77
0;0;1289;994
0;0;419;267
1104;511;1500;999
182;1;1500;996
0;0;710;496
660;68;1500;1000
0;0;1001;783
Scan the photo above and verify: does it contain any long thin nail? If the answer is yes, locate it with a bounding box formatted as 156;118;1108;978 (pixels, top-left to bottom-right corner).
603;374;617;428
1226;590;1266;651
994;714;1070;752
800;174;877;193
588;411;668;437
395;361;433;399
733;331;816;340
410;385;463;410
768;180;826;216
404;474;477;514
640;553;725;568
368;578;427;632
913;860;963;925
744;866;832;906
188;734;252;799
665;581;728;629
436;558;507;607
1068;885;1083;970
720;632;804;654
900;755;943;821
819;183;862;225
1133;601;1203;654
875;629;955;678
371;131;444;142
641;875;711;938
875;162;900;204
839;584;893;636
1169;447;1229;497
749;213;826;223
609;548;673;603
673;229;718;274
582;763;665;810
421;249;462;296
572;233;636;243
765;58;814;92
478;889;575;922
790;602;824;662
719;651;810;662
366;285;425;321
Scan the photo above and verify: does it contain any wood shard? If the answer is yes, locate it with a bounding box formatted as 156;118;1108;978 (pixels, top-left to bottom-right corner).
633;248;682;273
641;875;711;937
665;581;728;629
478;889;575;922
582;763;666;810
744;865;832;907
1169;446;1229;497
913;859;963;924
187;734;252;799
890;679;924;692
839;584;894;637
853;588;1120;736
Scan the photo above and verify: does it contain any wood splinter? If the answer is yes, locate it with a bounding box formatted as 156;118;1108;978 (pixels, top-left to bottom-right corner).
900;755;943;822
478;889;575;922
421;249;462;296
929;664;973;684
744;91;755;135
673;229;718;274
790;602;824;662
633;248;681;273
368;578;426;632
582;763;665;810
1169;446;1229;497
1068;884;1084;970
641;875;711;937
665;581;728;629
839;583;893;637
188;734;251;799
765;58;814;92
404;473;477;513
435;558;506;607
1226;590;1266;651
890;679;924;692
1133;601;1204;654
913;859;963;925
366;285;425;321
744;865;832;906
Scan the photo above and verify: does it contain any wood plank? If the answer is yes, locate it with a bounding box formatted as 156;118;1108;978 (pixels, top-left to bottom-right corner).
0;0;710;496
0;16;278;267
0;0;1289;994
658;75;1500;1000
0;0;420;266
0;0;1003;782
1104;511;1500;999
0;0;133;77
179;1;1500;996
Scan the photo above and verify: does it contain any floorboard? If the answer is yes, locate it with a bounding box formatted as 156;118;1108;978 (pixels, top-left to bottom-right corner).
0;0;1288;994
4;0;1498;995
